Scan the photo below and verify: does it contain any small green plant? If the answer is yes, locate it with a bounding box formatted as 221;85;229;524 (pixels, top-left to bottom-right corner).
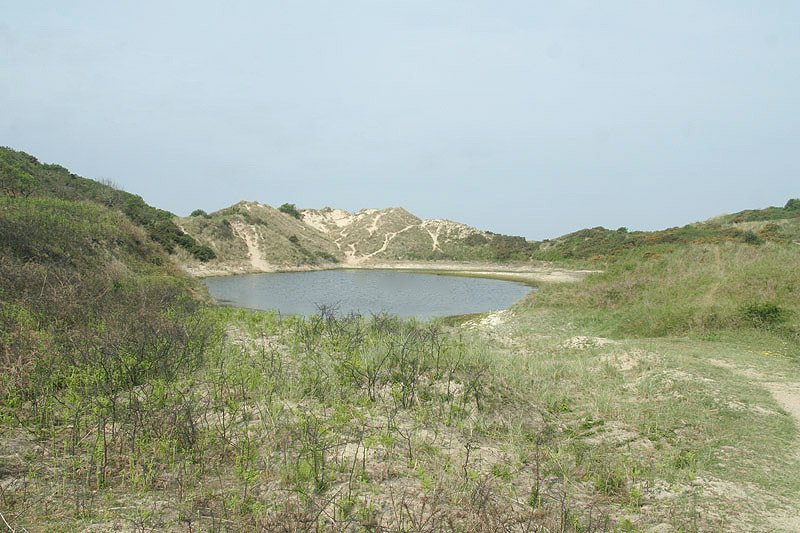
592;465;625;496
628;487;643;508
490;463;512;481
674;448;698;470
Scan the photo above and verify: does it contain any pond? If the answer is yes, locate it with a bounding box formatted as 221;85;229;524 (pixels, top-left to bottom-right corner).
202;270;532;320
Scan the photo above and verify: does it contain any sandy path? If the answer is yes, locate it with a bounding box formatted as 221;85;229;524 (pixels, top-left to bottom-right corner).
766;382;800;458
184;257;596;282
422;221;442;252
363;224;416;260
367;212;383;235
230;221;273;272
768;383;800;533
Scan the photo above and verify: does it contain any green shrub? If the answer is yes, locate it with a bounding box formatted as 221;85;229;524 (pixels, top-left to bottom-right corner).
314;250;339;263
742;231;760;244
191;244;216;262
739;303;788;328
279;203;301;219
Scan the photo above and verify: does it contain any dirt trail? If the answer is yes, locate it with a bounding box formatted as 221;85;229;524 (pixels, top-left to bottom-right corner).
422;221;442;252
766;381;800;529
766;382;800;457
366;212;383;235
709;358;800;454
230;222;273;272
363;225;416;260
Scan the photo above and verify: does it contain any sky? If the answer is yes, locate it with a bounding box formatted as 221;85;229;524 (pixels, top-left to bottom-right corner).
2;1;798;240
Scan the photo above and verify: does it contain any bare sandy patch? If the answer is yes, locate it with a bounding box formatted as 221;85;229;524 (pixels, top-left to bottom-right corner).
464;310;512;331
562;336;618;349
229;221;274;272
602;349;658;372
340;261;598;283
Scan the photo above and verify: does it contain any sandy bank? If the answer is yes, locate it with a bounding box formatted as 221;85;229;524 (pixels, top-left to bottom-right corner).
183;259;597;284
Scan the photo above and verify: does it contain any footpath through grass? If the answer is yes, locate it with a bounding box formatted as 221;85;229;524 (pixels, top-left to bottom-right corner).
485;305;800;531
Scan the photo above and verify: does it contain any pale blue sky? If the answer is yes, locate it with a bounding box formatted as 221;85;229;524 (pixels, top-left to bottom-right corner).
2;1;798;239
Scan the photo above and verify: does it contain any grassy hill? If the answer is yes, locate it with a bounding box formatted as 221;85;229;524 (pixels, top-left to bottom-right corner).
520;198;800;346
178;201;342;269
527;241;800;341
0;149;221;401
0;147;216;262
532;199;800;264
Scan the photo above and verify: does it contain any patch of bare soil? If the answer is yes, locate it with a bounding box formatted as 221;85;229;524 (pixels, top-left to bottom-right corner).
766;382;800;458
562;336;617;349
184;258;597;284
601;349;659;372
342;261;598;283
229;221;274;272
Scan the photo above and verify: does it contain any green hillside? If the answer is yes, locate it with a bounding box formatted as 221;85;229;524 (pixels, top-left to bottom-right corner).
527;241;800;342
0;147;215;262
1;150;225;530
533;199;800;264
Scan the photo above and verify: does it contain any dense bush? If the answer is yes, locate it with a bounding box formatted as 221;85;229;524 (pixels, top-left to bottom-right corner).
279;202;302;219
0;155;39;197
739;303;788;328
726;198;800;223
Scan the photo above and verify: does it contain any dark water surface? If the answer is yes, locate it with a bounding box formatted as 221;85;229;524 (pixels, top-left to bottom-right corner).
202;270;531;319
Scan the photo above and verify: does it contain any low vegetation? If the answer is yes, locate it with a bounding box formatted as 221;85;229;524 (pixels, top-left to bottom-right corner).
532;199;800;265
527;241;800;343
4;301;798;530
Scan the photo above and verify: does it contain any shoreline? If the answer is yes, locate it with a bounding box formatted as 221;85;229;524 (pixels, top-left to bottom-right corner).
183;260;598;284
